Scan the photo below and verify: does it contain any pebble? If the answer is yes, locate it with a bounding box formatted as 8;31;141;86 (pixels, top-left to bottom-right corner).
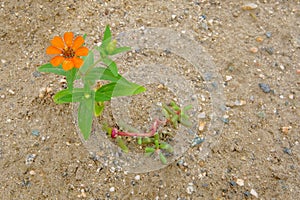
242;3;258;10
258;83;271;93
25;154;36;165
250;189;258;198
134;175;140;181
250;47;258;53
230;181;237;186
281;126;292;134
222;115;229;124
244;191;250;197
191;136;205;147
198;112;206;119
32;71;42;78
225;75;232;81
236;178;244;186
256;36;264;42
265;32;272;38
109;187;115;192
283;147;292;155
265;47;274;55
8;89;15;95
186;183;194;194
234;100;246;106
29;170;36;175
198;121;206;132
31;130;40;136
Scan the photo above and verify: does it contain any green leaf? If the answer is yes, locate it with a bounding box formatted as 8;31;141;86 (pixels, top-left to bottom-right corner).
37;63;66;76
116;137;128;153
112;77;146;97
110;46;131;55
159;152;167;165
94;101;104;117
94;83;115;102
78;95;94;140
145;147;155;153
102;123;112;135
95;77;145;102
53;88;86;104
102;58;118;76
102;25;112;45
66;68;77;90
79;51;94;76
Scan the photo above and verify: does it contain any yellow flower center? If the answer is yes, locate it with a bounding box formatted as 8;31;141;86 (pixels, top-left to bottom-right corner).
62;47;75;58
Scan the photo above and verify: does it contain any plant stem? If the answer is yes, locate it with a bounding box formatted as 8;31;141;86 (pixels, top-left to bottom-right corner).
111;119;166;138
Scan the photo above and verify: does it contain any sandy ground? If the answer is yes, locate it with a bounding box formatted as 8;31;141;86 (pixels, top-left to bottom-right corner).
0;0;299;199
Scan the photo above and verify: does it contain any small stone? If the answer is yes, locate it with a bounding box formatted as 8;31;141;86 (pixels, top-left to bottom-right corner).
242;3;258;10
250;47;258;53
25;154;36;165
230;181;237;186
288;94;294;99
191;136;205;147
250;189;258;198
29;170;36;175
234;100;246;106
109;187;115;192
46;87;52;93
265;47;274;55
281;126;292;134
225;75;232;81
8;89;15;95
186;183;194;194
283;147;292;155
244;191;251;197
198;121;206;132
31;130;40;136
134;175;140;181
236;179;244;186
265;32;272;38
279;65;285;70
32;71;42;78
259;83;271;93
198;112;206;119
256;36;264;42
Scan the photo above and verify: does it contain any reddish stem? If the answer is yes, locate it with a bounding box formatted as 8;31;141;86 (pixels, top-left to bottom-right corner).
111;119;166;138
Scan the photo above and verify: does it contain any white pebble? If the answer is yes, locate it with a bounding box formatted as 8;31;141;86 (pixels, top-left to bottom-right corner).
225;75;232;81
186;183;194;194
109;187;115;192
134;175;140;181
250;189;258;198
236;179;244;186
8;89;15;95
242;3;258;10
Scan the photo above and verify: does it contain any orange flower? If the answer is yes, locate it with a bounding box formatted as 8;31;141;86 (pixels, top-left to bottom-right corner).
46;32;89;71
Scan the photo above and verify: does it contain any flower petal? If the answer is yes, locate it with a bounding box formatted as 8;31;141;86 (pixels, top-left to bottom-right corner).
64;32;74;47
73;57;84;68
62;59;74;71
72;36;84;51
50;56;64;66
51;36;65;49
75;47;89;56
46;46;62;55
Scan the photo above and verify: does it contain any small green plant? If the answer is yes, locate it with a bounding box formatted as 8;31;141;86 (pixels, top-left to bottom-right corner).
38;26;145;139
103;101;192;164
